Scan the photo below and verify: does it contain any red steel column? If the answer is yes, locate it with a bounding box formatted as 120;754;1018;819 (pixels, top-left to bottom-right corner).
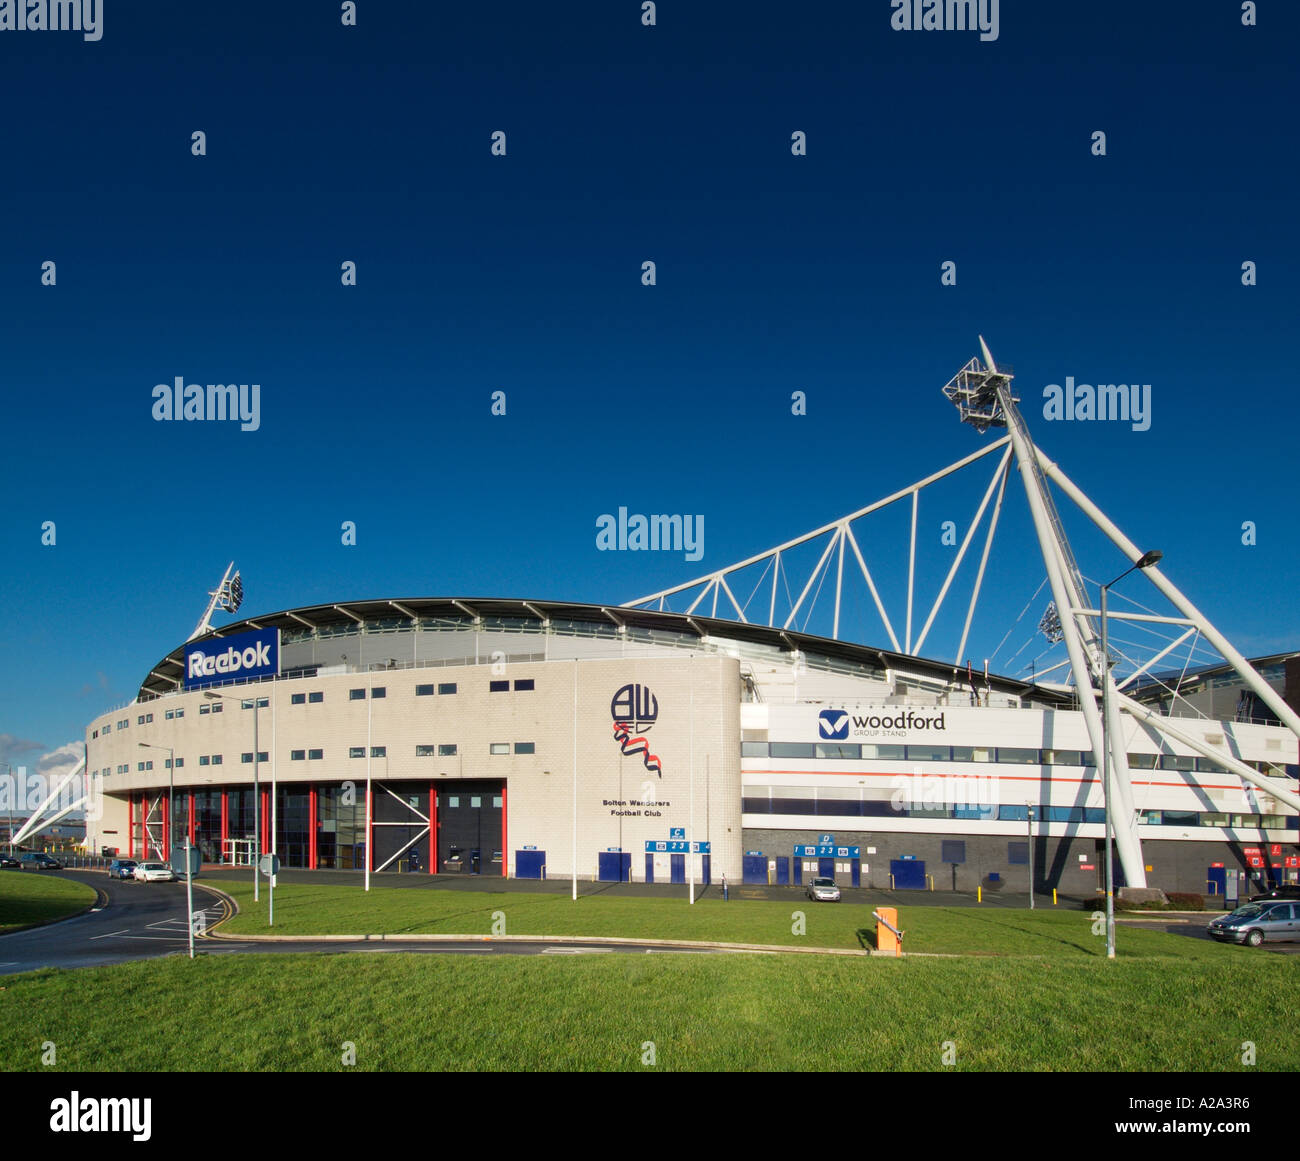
221;790;228;862
501;782;507;878
188;792;195;848
129;796;135;859
162;793;169;861
261;788;270;853
308;785;318;870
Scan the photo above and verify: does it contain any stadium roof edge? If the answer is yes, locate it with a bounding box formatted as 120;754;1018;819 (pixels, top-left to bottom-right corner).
138;596;1072;707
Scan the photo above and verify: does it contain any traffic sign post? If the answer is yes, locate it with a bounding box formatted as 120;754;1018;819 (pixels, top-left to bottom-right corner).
168;839;202;960
260;853;280;927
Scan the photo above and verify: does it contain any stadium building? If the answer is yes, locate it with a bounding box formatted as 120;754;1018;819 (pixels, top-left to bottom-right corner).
64;342;1299;898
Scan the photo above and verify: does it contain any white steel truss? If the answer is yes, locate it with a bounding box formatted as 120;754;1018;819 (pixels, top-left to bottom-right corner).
623;337;1300;889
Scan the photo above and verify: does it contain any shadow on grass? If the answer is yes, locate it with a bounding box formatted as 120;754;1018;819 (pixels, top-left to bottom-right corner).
940;907;1099;955
856;927;878;951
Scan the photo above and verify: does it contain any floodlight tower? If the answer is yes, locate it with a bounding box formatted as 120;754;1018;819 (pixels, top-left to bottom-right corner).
188;563;245;642
943;338;1148;889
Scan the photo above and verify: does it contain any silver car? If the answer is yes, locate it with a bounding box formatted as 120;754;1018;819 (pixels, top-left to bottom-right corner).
1207;901;1299;946
133;861;176;883
806;877;841;902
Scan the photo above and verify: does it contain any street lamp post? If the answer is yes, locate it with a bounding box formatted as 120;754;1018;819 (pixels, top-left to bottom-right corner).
1027;804;1035;909
207;689;261;902
1099;549;1163;960
137;742;174;860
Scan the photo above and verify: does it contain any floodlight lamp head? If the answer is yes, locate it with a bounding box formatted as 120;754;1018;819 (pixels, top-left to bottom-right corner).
1137;549;1163;569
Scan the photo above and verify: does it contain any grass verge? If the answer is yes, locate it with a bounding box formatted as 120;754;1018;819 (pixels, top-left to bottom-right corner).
217;880;1241;959
0;872;97;934
0;950;1294;1071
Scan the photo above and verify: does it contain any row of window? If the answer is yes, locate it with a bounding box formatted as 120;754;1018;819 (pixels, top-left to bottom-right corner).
741;796;1289;828
99;678;546;734
106;741;539;772
743;741;1288;775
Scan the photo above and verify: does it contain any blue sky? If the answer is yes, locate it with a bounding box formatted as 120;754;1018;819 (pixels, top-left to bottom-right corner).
1;0;1296;774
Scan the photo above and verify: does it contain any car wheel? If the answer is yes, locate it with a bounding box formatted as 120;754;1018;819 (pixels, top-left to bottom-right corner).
1245;929;1264;948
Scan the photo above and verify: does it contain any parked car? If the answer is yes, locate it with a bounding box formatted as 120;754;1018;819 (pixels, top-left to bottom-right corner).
1207;901;1300;946
0;853;20;869
132;861;176;883
806;876;841;902
19;852;63;870
1249;884;1300;902
108;859;138;880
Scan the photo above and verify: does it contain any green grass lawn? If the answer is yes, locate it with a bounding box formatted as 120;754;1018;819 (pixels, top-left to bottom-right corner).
216;880;1240;959
0;872;96;934
0;950;1293;1071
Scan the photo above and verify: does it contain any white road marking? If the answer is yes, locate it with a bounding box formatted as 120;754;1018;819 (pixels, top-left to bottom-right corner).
89;929;131;940
541;947;612;955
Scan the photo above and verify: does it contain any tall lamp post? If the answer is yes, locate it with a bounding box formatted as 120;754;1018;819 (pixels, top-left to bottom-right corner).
137;742;175;860
206;689;261;902
1100;548;1163;960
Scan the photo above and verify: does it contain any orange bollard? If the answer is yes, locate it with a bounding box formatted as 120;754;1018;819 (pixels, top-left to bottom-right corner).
875;906;902;957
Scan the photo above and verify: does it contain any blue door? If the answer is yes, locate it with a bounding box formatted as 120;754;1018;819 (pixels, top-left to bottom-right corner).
645;853;655;883
850;860;860;888
515;850;546;879
792;853;803;886
818;857;835;879
701;854;711;885
670;854;686;884
774;857;789;885
742;855;767;885
890;859;925;889
1206;866;1226;896
598;851;630;882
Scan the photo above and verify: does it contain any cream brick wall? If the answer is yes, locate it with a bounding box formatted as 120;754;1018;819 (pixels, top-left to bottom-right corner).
86;652;743;879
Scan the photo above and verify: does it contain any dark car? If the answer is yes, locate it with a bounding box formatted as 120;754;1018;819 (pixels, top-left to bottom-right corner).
19;852;63;870
0;853;20;869
108;859;138;880
1207;901;1300;947
1249;884;1300;903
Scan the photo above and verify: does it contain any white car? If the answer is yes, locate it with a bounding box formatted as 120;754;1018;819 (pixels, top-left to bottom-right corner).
133;861;176;883
806;877;841;902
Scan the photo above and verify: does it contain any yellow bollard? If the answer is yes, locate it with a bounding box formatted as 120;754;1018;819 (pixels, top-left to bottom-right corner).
977;884;982;903
1052;888;1057;906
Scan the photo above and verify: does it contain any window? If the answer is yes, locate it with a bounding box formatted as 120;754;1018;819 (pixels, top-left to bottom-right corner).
240;698;265;710
349;747;365;759
816;743;860;760
1158;754;1195;771
291;693;306;705
862;744;906;760
490;743;510;755
447;797;460;809
1043;749;1084;766
371;687;386;699
514;742;535;755
211;754;223;765
770;743;816;759
146;713;153;722
309;749;323;761
199;756;210;767
514;679;535;691
164;711;174;720
438;683;457;695
416;745;436;757
174;758;183;768
471;796;482;808
200;704;211;715
174;708;184;719
489;680;509;693
438;744;458;756
741;741;769;757
416;684;434;696
291;750;306;761
137;762;145;772
137;714;145;724
118;719;129;729
308;691;323;704
102;723;111;733
241;752;269;764
212;702;224;713
350;689;365;701
369;746;385;758
92;729;98;738
1127;753;1157;769
906;745;950;762
997;747;1039;765
493;796;503;808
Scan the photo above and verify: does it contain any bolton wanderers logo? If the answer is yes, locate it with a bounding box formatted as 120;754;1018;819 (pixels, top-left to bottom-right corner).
611;683;662;777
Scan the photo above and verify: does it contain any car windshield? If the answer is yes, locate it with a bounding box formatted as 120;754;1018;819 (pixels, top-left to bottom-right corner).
1229;904;1264;918
813;878;835;887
